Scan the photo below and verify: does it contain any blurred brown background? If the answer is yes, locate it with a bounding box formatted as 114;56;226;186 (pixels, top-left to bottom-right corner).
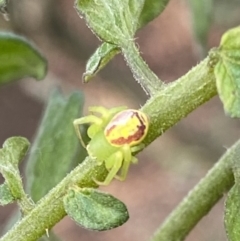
0;0;240;240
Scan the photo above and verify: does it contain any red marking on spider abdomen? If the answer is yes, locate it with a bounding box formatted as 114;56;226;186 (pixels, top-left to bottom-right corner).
104;109;148;147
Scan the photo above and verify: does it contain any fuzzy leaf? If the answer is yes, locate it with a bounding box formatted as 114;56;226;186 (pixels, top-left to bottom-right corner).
1;136;30;167
64;188;129;231
0;183;14;205
214;26;240;117
0;32;47;85
0;137;29;200
187;0;213;48
138;0;169;28
75;0;144;46
80;0;169;83
83;43;120;82
25;90;86;202
220;26;240;50
0;137;29;168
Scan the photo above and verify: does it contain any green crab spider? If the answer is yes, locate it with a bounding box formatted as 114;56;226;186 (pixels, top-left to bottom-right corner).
73;106;149;186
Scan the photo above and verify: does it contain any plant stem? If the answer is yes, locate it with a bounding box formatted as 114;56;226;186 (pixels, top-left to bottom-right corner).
17;191;35;216
121;41;164;96
2;169;34;216
12;174;35;216
142;57;217;145
1;57;218;241
0;157;108;241
150;140;239;241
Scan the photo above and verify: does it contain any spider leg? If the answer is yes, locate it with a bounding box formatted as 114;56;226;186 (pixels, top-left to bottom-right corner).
89;106;127;119
115;145;133;181
130;156;138;164
73;115;102;148
108;106;128;116
94;151;123;186
127;144;145;165
88;106;109;116
116;143;145;181
131;143;145;153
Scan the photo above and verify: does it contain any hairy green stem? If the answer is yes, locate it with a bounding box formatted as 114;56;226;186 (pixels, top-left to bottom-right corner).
150;140;239;241
1;57;218;241
12;175;35;216
142;57;217;145
17;193;35;216
122;41;164;96
1;157;107;241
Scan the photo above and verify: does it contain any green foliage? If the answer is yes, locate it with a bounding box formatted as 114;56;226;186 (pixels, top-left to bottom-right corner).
0;184;14;206
187;0;213;49
75;0;169;46
138;0;169;27
63;187;129;231
0;32;47;85
1;2;240;241
75;0;143;46
25;90;86;202
214;26;240;117
78;0;169;82
0;137;29;201
83;43;120;82
1;137;29;167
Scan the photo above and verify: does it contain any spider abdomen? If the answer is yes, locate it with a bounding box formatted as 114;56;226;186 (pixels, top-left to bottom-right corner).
104;109;149;147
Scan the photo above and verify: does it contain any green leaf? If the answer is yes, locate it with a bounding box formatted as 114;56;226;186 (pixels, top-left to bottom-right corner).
1;136;30;167
63;187;129;231
25;89;86;202
0;137;29;168
83;43;120;82
224;185;240;241
220;27;240;50
0;32;47;85
82;0;169;82
0;183;14;205
138;0;169;28
0;137;29;200
80;0;169;83
187;0;213;48
214;26;240;118
75;0;169;45
75;0;144;46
